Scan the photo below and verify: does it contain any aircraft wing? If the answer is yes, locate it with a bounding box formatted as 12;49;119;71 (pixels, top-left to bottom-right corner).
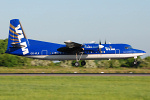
57;40;83;53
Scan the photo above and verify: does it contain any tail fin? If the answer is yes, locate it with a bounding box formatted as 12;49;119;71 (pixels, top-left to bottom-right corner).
6;19;29;55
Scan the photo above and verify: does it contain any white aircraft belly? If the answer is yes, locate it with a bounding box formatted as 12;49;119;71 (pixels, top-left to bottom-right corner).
25;53;145;60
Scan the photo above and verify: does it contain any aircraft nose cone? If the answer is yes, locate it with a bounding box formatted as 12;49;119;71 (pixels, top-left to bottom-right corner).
138;49;146;54
138;50;146;56
142;50;146;54
133;49;146;56
136;50;146;54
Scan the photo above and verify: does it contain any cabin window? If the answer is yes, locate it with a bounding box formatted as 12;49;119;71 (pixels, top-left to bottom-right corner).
125;47;128;49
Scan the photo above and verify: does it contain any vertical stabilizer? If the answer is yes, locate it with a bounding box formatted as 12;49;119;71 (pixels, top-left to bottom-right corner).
6;19;29;55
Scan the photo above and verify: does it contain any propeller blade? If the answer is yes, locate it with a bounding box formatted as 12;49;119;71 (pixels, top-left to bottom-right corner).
105;40;106;44
100;48;101;53
99;40;102;53
99;40;101;45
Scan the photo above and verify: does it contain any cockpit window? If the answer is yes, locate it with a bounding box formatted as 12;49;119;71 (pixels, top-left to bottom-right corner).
125;46;133;49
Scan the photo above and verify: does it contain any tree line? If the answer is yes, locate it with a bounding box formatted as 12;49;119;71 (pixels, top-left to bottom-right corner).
0;39;150;68
0;39;31;67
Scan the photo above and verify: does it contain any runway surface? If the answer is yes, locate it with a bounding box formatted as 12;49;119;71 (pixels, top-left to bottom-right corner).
0;73;150;76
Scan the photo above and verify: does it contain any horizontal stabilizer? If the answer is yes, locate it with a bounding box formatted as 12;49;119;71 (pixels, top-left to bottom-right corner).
11;43;26;48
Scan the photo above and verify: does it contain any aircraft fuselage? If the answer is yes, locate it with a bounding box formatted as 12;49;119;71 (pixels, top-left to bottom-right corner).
6;39;146;60
5;19;146;66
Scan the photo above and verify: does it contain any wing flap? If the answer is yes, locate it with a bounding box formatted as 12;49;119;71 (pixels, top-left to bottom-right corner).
11;42;26;48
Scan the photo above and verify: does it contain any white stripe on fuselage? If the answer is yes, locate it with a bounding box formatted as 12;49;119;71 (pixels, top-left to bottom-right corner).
25;53;145;60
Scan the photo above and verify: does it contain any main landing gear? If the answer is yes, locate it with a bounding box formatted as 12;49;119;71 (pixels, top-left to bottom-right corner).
74;61;86;67
81;61;86;66
74;52;86;67
74;62;80;67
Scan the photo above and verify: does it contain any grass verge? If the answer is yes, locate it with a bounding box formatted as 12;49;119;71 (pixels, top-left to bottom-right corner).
0;76;150;100
0;66;150;73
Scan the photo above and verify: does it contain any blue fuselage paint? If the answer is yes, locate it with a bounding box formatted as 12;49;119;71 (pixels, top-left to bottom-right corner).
5;19;146;60
6;39;146;57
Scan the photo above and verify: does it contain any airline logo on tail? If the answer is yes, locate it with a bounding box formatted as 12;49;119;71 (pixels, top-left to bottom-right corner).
10;24;24;43
9;19;29;55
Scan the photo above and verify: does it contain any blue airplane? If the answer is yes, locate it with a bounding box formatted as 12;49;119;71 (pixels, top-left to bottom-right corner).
5;19;146;66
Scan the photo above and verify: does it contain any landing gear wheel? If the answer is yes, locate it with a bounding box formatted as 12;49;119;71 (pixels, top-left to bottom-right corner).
134;61;137;65
74;62;80;67
134;56;137;65
81;61;86;66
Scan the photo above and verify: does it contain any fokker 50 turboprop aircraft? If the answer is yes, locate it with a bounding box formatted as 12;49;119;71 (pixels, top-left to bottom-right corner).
6;19;146;66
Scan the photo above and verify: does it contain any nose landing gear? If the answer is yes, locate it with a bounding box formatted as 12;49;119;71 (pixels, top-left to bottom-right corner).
134;56;137;65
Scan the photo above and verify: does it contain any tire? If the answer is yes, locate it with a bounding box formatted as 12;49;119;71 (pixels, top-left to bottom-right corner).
81;61;86;66
74;62;80;67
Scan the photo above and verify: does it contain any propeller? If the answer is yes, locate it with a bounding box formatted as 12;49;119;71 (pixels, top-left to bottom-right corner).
98;40;105;53
105;40;107;44
98;40;102;53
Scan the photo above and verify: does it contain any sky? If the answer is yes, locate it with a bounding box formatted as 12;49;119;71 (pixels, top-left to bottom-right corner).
0;0;150;57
